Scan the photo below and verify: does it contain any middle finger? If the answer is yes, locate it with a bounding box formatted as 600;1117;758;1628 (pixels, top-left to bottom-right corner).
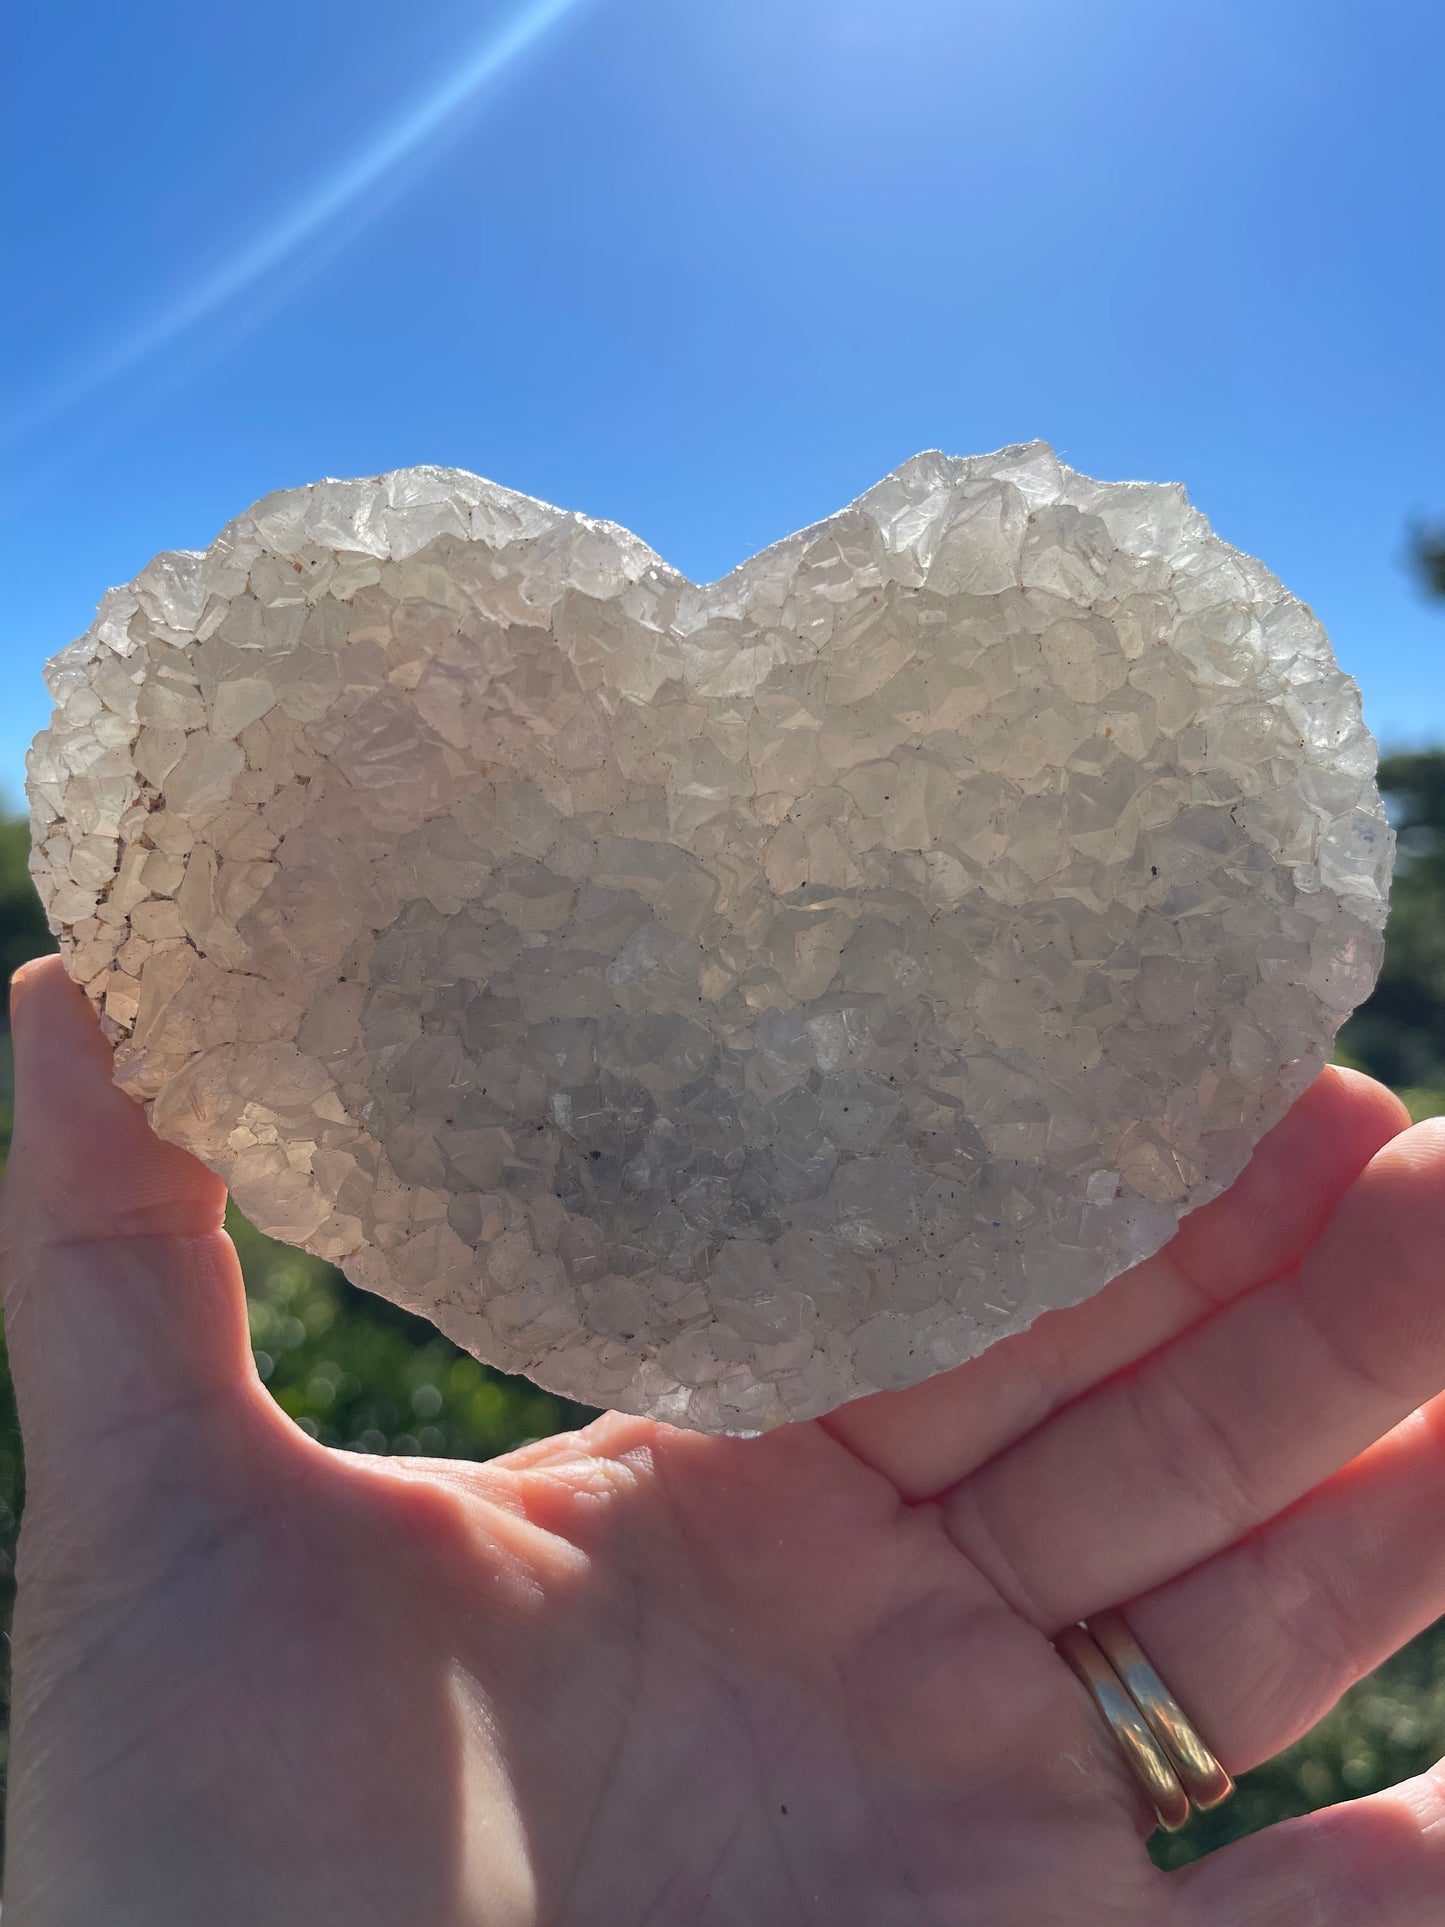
934;1119;1445;1632
823;1068;1405;1498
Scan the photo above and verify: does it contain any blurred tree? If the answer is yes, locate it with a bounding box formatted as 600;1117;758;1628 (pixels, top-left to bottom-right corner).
233;1207;597;1460
1339;750;1445;1102
0;1009;20;1865
0;815;54;1022
1411;518;1445;600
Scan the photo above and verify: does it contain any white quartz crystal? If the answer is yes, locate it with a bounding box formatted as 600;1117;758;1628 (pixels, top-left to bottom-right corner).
27;447;1393;1430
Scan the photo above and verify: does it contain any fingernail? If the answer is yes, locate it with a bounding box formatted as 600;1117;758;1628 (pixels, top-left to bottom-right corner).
9;956;51;1030
10;961;37;1017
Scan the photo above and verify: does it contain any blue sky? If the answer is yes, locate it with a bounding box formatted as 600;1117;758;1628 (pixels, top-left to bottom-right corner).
4;0;1443;808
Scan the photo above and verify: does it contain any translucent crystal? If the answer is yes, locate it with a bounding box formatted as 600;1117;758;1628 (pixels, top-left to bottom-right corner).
26;447;1393;1431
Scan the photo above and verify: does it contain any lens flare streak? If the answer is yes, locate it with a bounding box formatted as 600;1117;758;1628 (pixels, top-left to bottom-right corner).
9;0;592;440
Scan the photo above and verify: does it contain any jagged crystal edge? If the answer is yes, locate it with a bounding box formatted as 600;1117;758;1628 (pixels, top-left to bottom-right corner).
26;443;1392;1432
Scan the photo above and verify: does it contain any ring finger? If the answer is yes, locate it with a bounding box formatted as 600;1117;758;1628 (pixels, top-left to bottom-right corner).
1108;1391;1445;1787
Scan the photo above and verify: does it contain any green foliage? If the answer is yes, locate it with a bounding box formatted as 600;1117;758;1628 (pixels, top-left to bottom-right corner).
0;1028;20;1854
1;722;1445;1880
232;1207;596;1457
1340;750;1445;1094
0;816;55;1021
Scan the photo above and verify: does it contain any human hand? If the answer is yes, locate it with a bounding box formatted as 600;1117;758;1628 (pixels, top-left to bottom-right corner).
3;953;1445;1926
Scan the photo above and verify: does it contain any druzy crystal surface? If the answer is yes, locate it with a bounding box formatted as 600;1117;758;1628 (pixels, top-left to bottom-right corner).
27;446;1392;1430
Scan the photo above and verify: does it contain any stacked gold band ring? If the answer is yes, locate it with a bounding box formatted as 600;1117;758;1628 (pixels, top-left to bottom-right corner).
1054;1610;1233;1834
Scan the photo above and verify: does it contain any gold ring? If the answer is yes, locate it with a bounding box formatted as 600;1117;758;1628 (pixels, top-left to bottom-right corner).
1085;1609;1234;1812
1053;1624;1191;1833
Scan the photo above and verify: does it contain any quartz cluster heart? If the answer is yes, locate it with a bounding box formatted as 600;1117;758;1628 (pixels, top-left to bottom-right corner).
26;445;1392;1430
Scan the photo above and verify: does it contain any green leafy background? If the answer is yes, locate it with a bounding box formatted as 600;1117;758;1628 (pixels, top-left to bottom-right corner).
1;740;1442;1874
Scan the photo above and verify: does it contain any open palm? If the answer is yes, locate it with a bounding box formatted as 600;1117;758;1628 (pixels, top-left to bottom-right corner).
4;954;1445;1926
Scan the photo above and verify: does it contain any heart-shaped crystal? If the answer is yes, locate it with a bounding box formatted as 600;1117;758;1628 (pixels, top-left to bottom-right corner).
27;445;1392;1430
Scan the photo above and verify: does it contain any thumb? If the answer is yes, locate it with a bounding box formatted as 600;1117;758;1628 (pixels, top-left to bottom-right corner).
0;956;256;1504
